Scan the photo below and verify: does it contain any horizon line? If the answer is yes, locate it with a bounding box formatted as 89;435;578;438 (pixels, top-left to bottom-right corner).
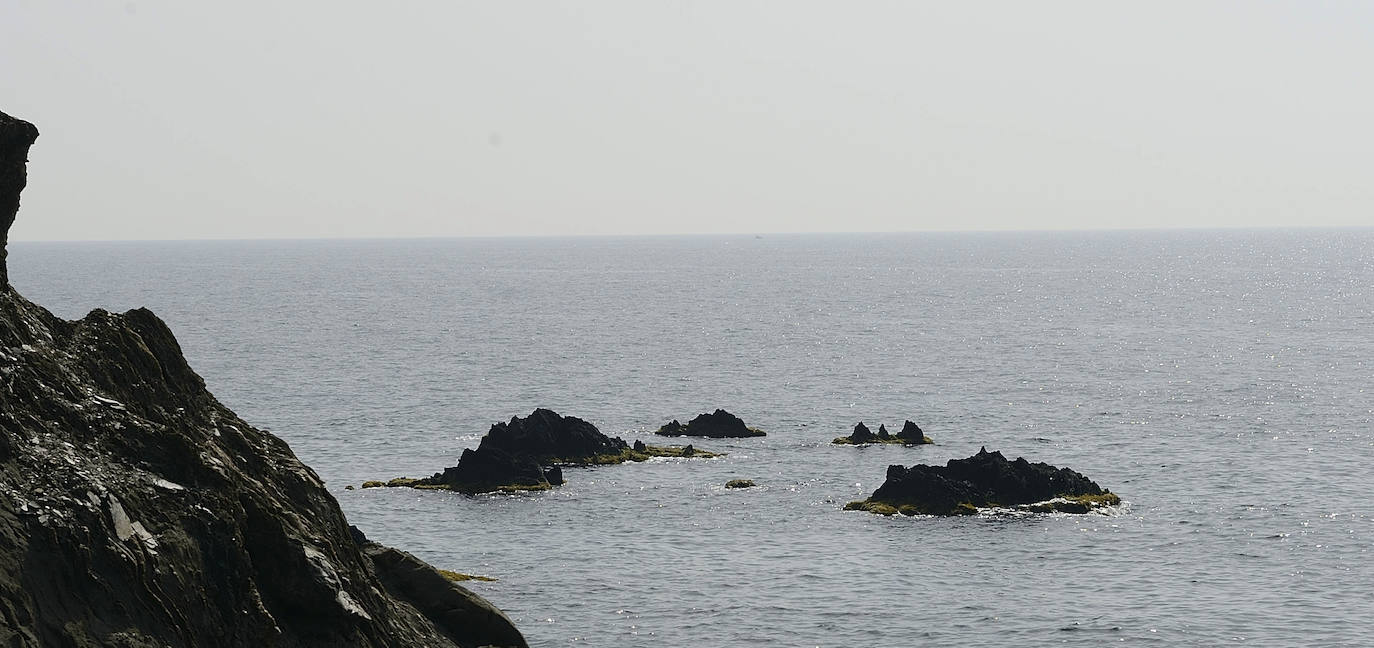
10;223;1372;245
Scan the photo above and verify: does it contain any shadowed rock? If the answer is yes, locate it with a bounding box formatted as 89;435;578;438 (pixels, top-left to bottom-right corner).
422;447;561;494
654;409;766;438
845;447;1119;516
0;111;39;287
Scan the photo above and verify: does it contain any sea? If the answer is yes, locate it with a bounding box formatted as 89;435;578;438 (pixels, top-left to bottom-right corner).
9;229;1374;646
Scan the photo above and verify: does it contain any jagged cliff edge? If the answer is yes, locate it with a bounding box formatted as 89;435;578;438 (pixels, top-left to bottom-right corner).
0;110;526;648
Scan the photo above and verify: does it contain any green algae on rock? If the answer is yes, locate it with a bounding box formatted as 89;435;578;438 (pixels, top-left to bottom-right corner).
845;447;1119;516
367;442;724;494
550;442;723;465
438;569;498;583
1019;492;1122;514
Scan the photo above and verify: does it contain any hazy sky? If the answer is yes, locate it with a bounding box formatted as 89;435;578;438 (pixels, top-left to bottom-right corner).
3;2;1371;241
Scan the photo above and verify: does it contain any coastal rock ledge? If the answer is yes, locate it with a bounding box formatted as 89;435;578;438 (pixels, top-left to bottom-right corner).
0;110;525;647
845;447;1120;516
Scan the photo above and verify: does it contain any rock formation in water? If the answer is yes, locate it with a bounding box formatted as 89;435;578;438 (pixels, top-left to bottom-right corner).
0;110;526;648
833;422;875;444
845;447;1119;516
414;446;566;494
895;419;933;444
654;409;766;438
373;408;720;494
832;420;932;445
479;408;628;464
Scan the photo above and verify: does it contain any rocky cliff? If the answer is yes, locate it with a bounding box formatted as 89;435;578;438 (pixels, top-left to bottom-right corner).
0;111;38;286
0;110;526;648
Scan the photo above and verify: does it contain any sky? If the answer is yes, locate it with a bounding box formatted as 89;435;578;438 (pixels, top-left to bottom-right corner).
2;1;1372;241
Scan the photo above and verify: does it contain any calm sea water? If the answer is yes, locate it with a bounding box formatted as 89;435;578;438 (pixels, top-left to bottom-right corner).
10;230;1374;646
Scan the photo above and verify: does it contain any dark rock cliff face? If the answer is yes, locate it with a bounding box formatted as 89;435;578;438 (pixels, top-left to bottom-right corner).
0;110;526;648
0;111;39;286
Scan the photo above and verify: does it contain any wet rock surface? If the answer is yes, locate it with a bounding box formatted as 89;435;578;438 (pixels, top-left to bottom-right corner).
0;110;525;648
846;447;1118;516
654;409;766;438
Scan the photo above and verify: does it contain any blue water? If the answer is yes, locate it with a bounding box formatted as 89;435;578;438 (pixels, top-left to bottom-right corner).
10;230;1374;646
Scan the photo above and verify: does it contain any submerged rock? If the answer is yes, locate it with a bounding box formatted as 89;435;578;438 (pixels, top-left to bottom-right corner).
654;409;766;438
0;110;526;647
378;409;722;494
725;479;757;489
845;447;1119;516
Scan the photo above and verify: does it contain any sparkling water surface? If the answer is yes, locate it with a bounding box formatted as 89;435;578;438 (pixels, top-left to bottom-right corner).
11;230;1374;646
